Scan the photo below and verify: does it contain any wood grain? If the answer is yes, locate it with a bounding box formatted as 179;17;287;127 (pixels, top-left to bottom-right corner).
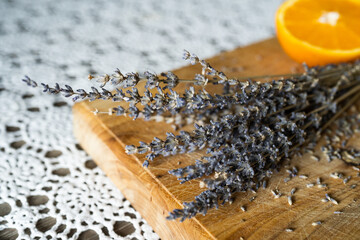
73;38;360;240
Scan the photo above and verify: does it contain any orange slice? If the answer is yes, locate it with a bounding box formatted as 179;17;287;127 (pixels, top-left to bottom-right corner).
276;0;360;66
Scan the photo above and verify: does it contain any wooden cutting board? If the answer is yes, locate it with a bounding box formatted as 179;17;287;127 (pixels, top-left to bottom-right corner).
73;38;360;240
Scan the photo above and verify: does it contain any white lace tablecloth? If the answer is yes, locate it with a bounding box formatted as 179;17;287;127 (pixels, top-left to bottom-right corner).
0;0;282;239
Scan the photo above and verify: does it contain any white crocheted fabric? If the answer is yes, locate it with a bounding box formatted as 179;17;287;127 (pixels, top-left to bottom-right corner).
0;0;282;239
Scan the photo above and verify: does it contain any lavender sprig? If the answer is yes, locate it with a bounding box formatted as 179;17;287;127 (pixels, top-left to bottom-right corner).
23;52;360;222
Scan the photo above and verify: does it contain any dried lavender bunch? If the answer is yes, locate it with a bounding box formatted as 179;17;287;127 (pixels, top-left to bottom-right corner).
23;52;360;222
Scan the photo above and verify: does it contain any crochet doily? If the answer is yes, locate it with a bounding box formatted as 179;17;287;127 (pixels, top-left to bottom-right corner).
0;0;281;239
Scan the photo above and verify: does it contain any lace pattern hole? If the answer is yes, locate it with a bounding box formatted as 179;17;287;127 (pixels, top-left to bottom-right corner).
77;229;99;240
85;160;97;169
5;126;20;132
0;228;19;240
53;101;67;107
45;150;62;158
36;217;56;233
0;203;11;217
52;168;70;176
10;140;26;149
55;224;66;234
113;221;136;237
27;195;49;206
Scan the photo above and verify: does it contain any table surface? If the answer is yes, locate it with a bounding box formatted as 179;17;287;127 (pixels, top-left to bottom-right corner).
0;0;282;239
